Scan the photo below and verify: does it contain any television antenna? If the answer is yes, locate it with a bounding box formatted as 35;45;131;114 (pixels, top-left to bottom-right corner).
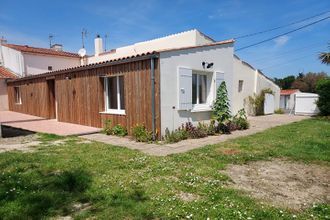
104;34;109;52
48;34;54;48
81;28;88;48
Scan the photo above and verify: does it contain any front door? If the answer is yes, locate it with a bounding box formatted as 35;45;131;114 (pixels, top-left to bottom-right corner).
47;79;56;119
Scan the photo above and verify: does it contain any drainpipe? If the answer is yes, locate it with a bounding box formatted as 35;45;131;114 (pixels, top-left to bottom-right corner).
150;55;158;141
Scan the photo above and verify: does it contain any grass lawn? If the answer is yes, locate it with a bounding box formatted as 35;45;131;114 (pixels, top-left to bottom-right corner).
0;118;329;219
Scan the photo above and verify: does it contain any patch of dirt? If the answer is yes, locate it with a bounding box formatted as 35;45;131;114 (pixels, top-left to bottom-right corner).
0;134;41;153
223;159;330;210
218;148;241;155
177;191;200;202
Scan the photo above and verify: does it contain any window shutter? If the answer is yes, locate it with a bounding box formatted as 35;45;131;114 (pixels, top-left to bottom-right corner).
215;71;224;90
178;67;193;110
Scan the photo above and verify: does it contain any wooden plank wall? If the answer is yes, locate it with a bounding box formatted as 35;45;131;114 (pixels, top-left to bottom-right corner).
7;58;161;136
7;77;55;119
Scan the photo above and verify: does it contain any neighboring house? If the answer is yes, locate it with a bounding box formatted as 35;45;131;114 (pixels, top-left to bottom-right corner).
0;66;17;110
0;43;81;77
6;30;280;137
280;89;300;110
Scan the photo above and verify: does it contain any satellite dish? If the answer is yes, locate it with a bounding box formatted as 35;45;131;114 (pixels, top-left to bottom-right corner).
78;48;86;57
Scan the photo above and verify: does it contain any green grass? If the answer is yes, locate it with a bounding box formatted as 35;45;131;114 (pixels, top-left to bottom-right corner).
0;118;329;219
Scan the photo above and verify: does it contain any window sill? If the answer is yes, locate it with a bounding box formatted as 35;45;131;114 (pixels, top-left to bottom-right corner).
191;104;213;112
99;110;126;115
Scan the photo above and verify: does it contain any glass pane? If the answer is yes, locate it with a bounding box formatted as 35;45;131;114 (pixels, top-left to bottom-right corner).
199;75;207;104
119;76;125;110
192;74;197;104
107;77;117;109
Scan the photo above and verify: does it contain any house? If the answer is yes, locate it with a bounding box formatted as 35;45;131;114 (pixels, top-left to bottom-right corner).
0;41;81;110
0;67;17;110
6;30;280;138
280;89;300;111
0;43;81;77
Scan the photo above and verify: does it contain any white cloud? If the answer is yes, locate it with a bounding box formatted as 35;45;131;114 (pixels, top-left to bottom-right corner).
274;35;290;47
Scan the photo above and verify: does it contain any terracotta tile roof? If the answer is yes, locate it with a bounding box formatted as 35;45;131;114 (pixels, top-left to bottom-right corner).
280;89;299;95
3;44;80;58
0;66;18;79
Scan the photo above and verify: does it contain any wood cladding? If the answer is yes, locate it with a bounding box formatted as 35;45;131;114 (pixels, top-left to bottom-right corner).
7;58;161;136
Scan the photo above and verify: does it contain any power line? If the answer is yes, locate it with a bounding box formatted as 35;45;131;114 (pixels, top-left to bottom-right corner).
248;43;324;63
260;54;314;71
236;16;330;52
234;10;330;39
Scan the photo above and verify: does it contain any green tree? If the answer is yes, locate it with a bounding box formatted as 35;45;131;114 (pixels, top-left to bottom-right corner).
274;75;295;89
316;78;330;115
212;81;231;123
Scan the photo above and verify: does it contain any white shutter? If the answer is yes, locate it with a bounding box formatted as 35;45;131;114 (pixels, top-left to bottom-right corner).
178;67;192;110
215;71;224;90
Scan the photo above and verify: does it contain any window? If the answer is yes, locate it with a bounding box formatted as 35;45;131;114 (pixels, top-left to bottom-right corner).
48;66;53;71
14;86;21;104
238;80;243;92
104;76;125;114
192;73;207;105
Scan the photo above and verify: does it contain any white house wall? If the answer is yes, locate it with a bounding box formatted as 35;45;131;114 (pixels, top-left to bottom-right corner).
0;79;9;111
0;45;24;76
159;43;234;134
256;73;280;109
23;53;80;75
232;57;256;114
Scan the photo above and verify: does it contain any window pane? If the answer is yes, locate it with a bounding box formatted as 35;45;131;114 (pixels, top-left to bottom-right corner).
199;75;207;104
107;77;117;109
192;74;197;104
119;76;125;110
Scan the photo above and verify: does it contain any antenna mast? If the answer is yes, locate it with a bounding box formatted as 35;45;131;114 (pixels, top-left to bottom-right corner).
104;34;108;52
81;28;87;48
48;34;53;48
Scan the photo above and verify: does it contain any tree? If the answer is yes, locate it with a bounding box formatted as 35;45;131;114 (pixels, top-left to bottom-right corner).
274;75;295;89
291;72;327;93
319;43;330;65
316;78;330;115
212;81;231;123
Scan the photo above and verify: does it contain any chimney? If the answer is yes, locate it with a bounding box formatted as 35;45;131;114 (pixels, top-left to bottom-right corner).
51;44;63;51
94;35;103;56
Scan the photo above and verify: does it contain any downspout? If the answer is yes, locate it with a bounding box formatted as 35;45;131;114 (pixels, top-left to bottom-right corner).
150;54;158;141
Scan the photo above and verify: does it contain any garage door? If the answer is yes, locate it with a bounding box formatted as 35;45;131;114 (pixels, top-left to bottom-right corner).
264;93;275;115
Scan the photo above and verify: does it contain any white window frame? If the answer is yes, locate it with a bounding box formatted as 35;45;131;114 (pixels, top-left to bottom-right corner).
14;86;22;105
191;71;213;112
102;76;125;115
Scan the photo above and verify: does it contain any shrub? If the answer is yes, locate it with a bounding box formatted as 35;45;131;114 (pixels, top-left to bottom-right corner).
232;109;249;130
132;125;153;142
316;78;330;116
102;119;128;136
248;88;273;115
181;122;207;139
111;124;128;137
274;108;284;114
197;121;216;136
103;119;112;135
163;128;188;143
212;81;231;124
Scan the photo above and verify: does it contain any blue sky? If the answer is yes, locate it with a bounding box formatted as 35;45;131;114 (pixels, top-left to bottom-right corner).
0;0;329;78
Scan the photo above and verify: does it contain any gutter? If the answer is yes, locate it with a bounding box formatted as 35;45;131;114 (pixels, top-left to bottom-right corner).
150;54;158;141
